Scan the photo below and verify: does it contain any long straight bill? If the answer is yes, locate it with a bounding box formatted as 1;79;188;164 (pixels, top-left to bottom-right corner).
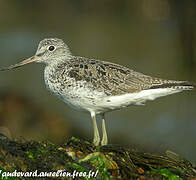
0;56;39;71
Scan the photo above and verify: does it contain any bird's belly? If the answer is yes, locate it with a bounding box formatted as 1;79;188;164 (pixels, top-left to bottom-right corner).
60;90;108;113
45;80;107;113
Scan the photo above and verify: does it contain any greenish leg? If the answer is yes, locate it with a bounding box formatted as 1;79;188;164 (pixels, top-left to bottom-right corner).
101;113;108;146
91;112;100;146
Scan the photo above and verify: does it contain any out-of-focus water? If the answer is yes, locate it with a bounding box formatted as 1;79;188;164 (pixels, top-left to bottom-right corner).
0;1;195;161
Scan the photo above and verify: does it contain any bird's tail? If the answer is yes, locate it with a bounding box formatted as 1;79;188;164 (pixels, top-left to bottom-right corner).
149;81;195;91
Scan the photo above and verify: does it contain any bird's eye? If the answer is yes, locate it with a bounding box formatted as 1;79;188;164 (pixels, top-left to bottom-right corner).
48;45;55;51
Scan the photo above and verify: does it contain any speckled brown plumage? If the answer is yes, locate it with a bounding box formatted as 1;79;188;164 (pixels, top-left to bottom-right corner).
47;56;193;96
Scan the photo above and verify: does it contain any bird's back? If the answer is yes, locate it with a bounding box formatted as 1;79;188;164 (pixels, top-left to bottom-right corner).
55;56;193;94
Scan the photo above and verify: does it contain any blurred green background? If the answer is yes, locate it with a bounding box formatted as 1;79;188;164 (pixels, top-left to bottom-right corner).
0;1;195;161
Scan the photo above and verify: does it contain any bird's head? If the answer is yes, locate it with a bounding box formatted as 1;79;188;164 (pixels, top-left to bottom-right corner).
0;38;72;71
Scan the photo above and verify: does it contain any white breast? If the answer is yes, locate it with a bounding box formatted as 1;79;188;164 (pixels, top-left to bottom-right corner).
44;66;107;112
